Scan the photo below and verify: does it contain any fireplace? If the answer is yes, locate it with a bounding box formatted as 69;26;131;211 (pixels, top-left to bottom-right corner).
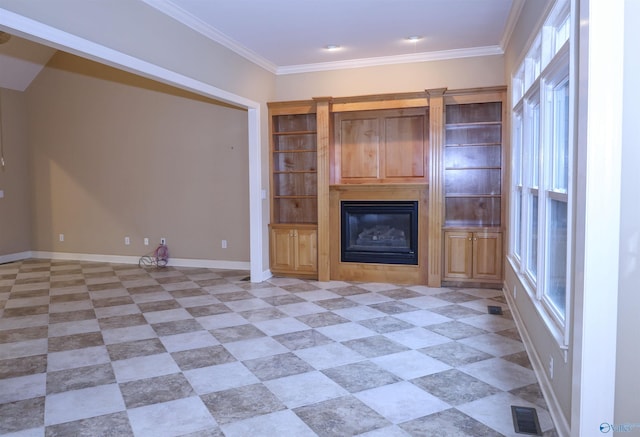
341;201;419;265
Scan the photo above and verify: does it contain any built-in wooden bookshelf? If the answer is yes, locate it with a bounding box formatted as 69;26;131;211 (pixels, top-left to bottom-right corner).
442;92;505;285
267;88;506;286
268;101;318;277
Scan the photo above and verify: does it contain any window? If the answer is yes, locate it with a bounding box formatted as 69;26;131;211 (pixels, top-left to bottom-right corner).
510;0;573;338
543;76;570;320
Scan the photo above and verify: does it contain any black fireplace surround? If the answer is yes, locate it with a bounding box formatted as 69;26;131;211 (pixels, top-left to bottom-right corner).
341;200;419;265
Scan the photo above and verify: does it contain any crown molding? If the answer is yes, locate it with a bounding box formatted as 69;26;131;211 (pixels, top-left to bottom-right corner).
277;46;504;75
141;0;278;74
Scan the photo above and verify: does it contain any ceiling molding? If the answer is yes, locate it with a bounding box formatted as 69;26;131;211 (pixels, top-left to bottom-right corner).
276;46;504;75
140;0;278;74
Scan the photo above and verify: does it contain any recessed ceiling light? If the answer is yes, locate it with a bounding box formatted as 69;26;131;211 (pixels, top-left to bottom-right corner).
324;44;341;51
405;35;422;42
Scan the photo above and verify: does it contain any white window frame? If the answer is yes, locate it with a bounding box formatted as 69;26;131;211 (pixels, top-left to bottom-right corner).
522;88;541;290
540;47;572;328
509;0;573;346
510;105;524;262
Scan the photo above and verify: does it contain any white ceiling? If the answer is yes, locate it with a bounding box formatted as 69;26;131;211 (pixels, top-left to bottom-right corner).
145;0;521;74
0;0;522;90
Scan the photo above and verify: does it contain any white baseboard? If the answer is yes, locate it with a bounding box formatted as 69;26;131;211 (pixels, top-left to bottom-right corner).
0;251;32;264
503;283;570;437
29;251;250;271
261;269;273;282
167;258;250;270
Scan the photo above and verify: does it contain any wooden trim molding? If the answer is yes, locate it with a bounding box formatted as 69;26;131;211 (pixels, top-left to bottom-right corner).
314;97;332;281
330;91;429;113
426;88;446;287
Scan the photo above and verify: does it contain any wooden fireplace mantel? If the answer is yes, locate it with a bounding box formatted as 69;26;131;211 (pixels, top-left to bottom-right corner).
329;184;428;284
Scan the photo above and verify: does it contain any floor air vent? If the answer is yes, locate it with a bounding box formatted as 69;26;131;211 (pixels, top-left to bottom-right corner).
511;405;542;435
487;305;503;315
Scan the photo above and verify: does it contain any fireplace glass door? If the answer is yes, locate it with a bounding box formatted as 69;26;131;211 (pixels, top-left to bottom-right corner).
341;201;418;265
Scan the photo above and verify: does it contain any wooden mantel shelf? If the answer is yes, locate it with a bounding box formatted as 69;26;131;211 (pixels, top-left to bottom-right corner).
329;183;428;192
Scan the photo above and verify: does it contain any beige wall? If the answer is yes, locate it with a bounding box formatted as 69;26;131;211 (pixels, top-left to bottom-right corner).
0;88;31;257
25;52;250;261
275;55;505;101
0;0;277;271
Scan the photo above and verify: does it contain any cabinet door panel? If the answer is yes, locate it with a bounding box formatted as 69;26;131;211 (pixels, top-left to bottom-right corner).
339;118;380;179
270;228;294;272
295;229;318;273
444;232;473;279
473;232;502;280
384;115;426;178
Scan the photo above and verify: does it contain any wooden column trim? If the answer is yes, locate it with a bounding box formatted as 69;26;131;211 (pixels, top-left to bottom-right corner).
426;88;446;287
314;97;332;281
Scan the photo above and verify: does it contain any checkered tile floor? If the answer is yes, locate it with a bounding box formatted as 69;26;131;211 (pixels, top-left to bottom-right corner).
0;259;557;436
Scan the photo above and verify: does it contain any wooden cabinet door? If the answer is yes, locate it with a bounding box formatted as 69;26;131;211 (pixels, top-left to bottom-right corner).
384;114;427;179
295;228;318;273
472;232;502;280
334;108;428;184
270;226;318;276
444;231;473;279
270;227;295;272
338;117;380;180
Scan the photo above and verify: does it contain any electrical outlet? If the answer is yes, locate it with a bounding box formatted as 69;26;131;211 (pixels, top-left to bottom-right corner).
160;238;166;245
222;240;227;249
59;234;64;242
549;355;554;379
124;236;130;245
144;238;149;246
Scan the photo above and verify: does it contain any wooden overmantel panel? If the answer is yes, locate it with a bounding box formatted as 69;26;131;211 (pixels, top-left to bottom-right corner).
333;108;429;185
